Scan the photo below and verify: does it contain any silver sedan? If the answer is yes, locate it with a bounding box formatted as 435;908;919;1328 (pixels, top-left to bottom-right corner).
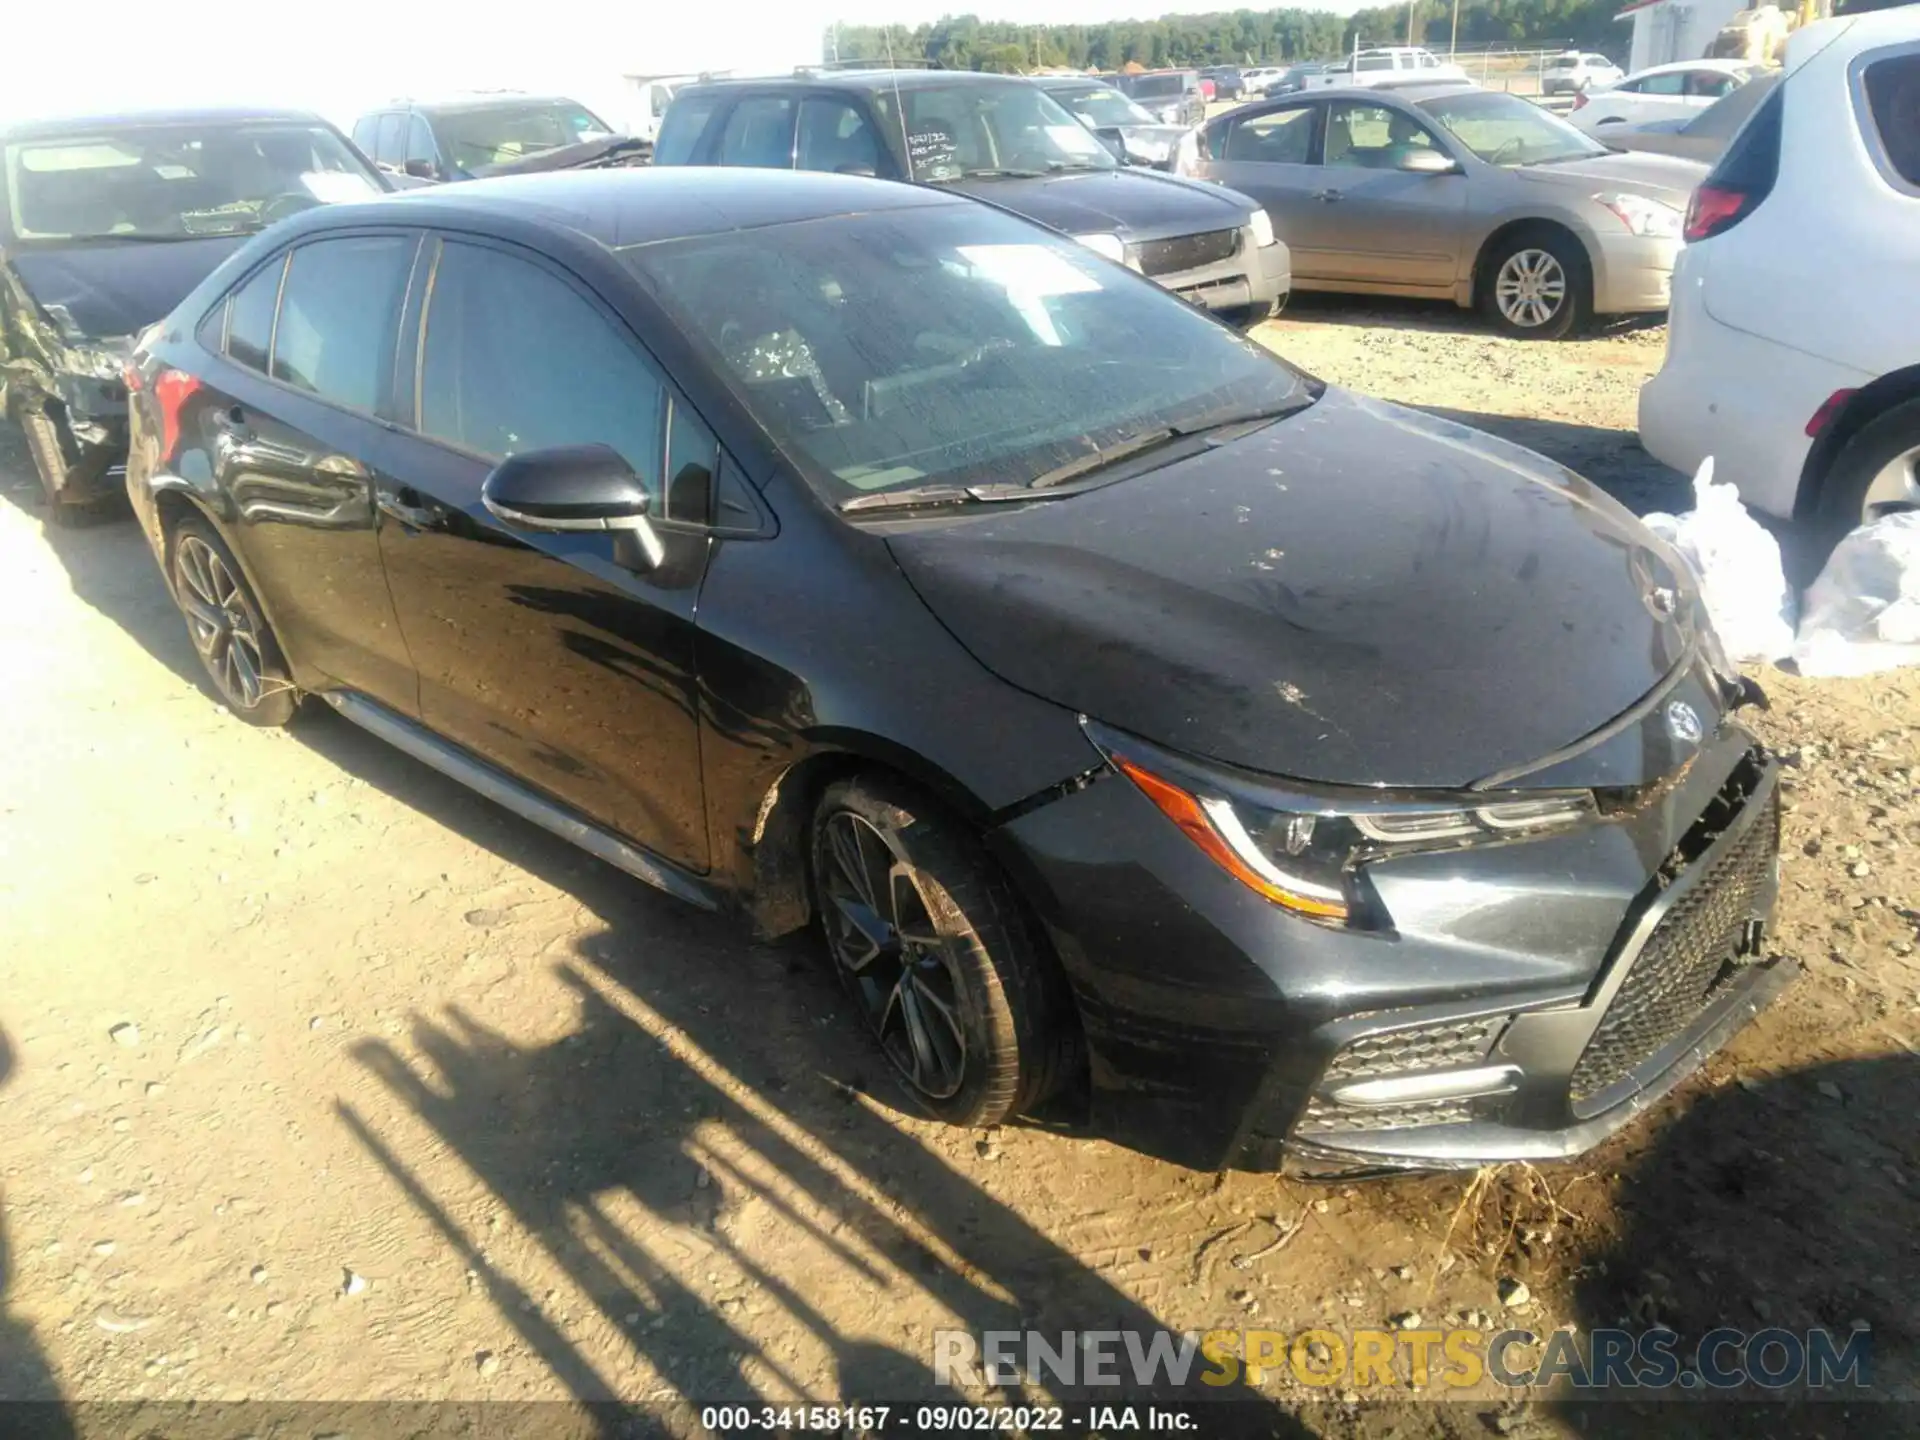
1185;83;1709;338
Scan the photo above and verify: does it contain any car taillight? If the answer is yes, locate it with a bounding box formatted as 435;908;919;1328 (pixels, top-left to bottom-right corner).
153;369;203;462
1683;183;1755;242
1571;91;1589;111
1805;389;1858;439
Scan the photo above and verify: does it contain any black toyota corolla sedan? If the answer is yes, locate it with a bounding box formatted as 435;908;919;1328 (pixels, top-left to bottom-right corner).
124;168;1784;1175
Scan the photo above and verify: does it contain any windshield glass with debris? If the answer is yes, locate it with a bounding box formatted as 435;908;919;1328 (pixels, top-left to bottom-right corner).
2;123;381;242
874;84;1116;181
428;102;614;171
1050;86;1157;129
624;203;1305;503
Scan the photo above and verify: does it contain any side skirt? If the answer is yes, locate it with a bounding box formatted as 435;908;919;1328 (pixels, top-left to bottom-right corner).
319;690;721;914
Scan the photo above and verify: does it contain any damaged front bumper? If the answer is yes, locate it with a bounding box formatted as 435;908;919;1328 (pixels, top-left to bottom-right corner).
991;693;1786;1174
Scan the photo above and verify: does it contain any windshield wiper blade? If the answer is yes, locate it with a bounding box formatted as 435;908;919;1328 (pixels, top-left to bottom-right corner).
956;167;1047;179
839;482;1039;514
1028;428;1179;490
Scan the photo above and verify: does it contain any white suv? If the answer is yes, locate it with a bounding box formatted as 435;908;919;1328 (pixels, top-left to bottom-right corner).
1542;52;1625;96
1639;7;1920;552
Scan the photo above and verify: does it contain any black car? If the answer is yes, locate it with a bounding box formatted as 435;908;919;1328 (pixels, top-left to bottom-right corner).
1269;63;1332;96
1032;77;1192;170
349;96;651;185
0;107;386;520
1116;70;1209;127
124;168;1785;1176
655;70;1288;323
1201;66;1248;102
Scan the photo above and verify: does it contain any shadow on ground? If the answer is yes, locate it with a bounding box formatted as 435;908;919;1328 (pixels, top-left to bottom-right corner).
1276;291;1667;343
1550;1053;1918;1435
0;1025;75;1434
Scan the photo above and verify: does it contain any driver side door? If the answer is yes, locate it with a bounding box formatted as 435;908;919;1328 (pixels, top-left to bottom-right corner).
1311;100;1469;290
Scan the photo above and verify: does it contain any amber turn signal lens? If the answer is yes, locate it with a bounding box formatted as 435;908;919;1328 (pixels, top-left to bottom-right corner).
1114;757;1350;921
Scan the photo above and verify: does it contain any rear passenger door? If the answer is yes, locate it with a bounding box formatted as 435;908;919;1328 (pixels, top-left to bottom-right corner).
1204;104;1329;274
374;237;713;870
194;232;423;711
713;94;798;169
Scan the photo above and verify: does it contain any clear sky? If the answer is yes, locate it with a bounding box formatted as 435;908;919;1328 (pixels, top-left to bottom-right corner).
2;0;1360;130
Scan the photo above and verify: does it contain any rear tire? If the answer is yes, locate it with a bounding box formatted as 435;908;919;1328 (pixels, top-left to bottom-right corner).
1807;396;1920;567
168;514;299;727
1480;228;1592;340
810;775;1074;1128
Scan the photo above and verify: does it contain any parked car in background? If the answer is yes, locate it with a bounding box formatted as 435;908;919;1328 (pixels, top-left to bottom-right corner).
1569;60;1766;131
0;107;386;521
1201;66;1248;101
1599;70;1780;164
1640;8;1920;554
1186;84;1706;338
349;95;651;184
1542;52;1626;96
1241;66;1288;95
657;70;1289;322
1267;62;1333;95
124;166;1783;1175
1305;48;1473;88
1116;70;1209;127
1034;77;1191;170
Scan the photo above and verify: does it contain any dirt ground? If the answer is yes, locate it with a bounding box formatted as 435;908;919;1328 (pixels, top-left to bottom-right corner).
0;298;1915;1437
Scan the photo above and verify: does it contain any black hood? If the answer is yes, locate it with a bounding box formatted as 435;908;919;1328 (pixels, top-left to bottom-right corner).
8;236;248;339
945;168;1251;243
885;391;1700;790
470;136;653;178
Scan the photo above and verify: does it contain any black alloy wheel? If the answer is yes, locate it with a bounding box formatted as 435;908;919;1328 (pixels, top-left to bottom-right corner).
810;776;1073;1127
169;515;298;726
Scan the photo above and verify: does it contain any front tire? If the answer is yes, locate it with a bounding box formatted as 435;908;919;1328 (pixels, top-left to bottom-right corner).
810;776;1072;1128
169;515;298;727
1480;228;1592;340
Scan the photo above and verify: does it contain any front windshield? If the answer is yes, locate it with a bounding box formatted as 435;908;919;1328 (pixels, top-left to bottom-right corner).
875;84;1116;181
430;101;614;172
2;123;381;242
1418;90;1605;166
1052;86;1157;128
623;204;1308;503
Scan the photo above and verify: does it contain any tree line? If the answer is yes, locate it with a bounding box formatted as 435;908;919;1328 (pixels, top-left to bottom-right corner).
826;1;1624;73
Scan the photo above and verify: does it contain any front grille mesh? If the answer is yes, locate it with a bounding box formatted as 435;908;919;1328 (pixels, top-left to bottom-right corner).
1569;787;1780;1105
1133;228;1240;277
1297;1097;1473;1134
1322;1015;1505;1083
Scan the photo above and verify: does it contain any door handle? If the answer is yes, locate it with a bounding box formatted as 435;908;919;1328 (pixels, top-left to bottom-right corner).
1312;188;1343;202
376;486;443;532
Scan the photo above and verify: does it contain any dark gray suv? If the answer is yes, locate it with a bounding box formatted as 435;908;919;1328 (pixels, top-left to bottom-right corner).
654;70;1290;323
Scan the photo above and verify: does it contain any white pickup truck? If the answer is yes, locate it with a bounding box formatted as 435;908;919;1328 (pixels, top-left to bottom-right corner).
1305;47;1473;88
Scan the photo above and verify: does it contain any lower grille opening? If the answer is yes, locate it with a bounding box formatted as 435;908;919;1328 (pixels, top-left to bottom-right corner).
1297;1096;1475;1134
1296;1013;1510;1137
1133;228;1240;277
1569;756;1779;1109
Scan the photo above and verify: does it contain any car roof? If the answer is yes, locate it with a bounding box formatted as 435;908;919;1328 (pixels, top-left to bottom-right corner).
683;69;1029;94
0;106;331;141
309;167;964;250
1628;58;1761;77
404;95;591;115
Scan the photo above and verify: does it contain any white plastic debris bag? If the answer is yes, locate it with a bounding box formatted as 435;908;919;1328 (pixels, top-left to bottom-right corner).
1639;458;1795;663
1791;512;1920;677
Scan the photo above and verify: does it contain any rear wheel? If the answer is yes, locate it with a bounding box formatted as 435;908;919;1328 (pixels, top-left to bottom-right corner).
810;775;1073;1128
1480;228;1592;340
1809;396;1920;563
169;515;298;727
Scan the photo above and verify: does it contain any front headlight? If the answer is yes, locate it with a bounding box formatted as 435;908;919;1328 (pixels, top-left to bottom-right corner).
1595;191;1683;239
1246;208;1276;249
1072;231;1128;265
1090;724;1596;928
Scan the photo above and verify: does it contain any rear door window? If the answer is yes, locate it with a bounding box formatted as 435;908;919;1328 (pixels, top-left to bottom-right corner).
375;113;406;168
270;235;416;412
655;91;722;164
1863;52;1920;188
418;239;665;480
1222;106;1316;163
1637;72;1688;96
1686;69;1739;98
225;255;287;373
797;96;882;175
716;96;797;169
405;116;438;173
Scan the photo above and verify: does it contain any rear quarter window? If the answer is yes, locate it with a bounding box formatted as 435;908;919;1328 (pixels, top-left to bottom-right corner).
1862;52;1920;188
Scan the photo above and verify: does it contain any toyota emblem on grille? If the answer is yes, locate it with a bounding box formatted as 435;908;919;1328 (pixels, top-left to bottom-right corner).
1665;700;1703;745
